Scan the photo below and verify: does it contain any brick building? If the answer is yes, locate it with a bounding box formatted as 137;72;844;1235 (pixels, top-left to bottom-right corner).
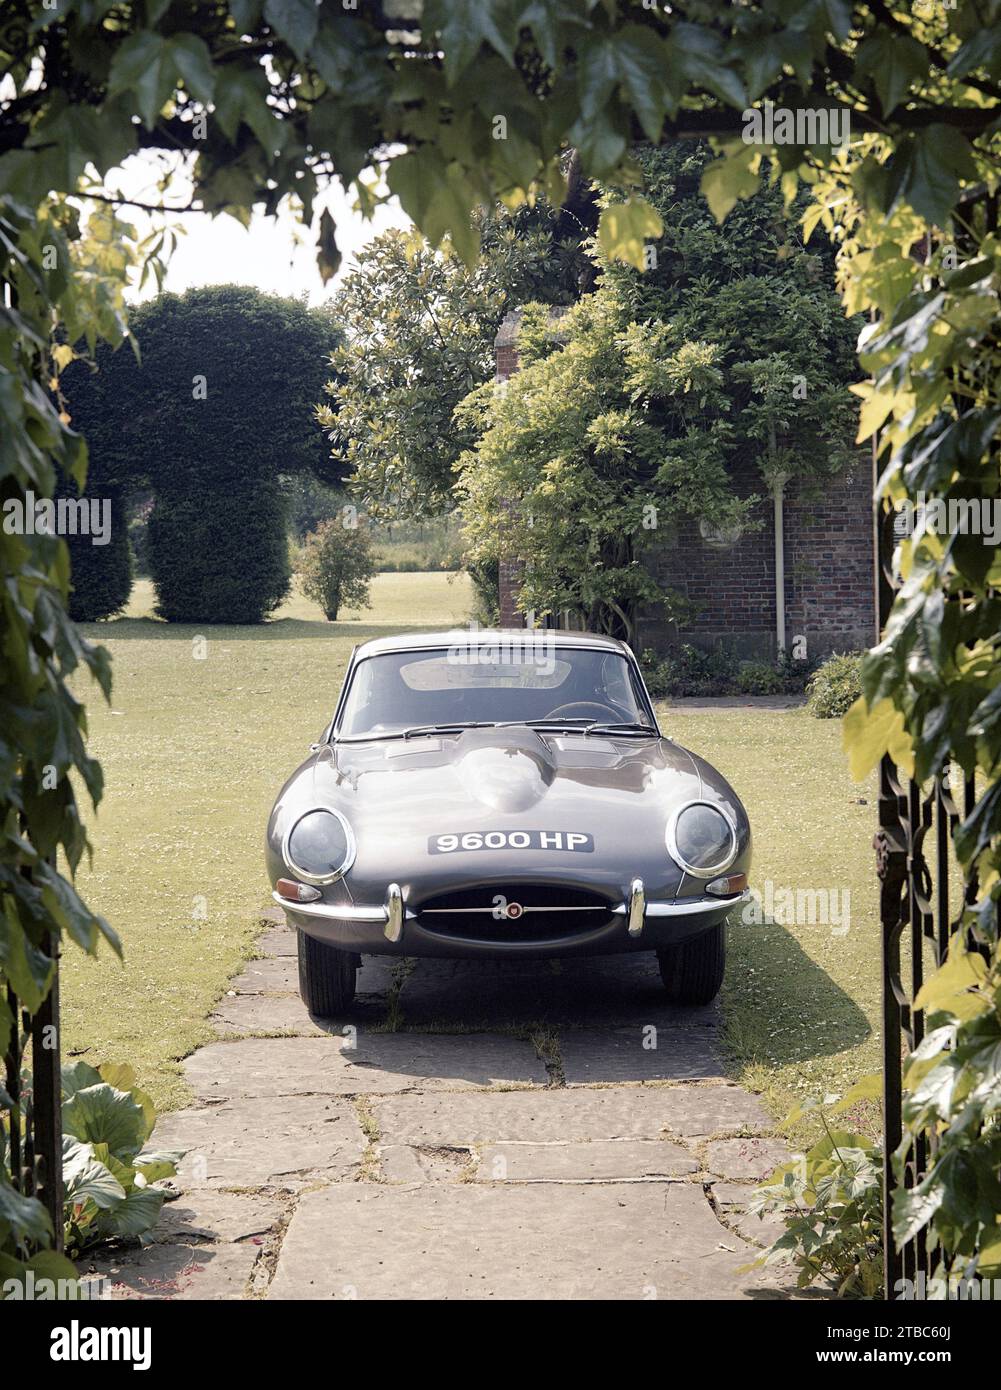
494;311;875;660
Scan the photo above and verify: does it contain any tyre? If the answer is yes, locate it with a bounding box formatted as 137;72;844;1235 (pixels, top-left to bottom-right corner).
297;929;359;1016
657;922;726;1005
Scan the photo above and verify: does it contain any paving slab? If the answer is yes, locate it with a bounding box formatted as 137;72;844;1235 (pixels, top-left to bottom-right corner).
476;1138;698;1182
152;1190;284;1245
560;1027;724;1083
375;1086;713;1146
267;1181;787;1300
155;1095;365;1188
183;1032;546;1101
379;1144;474;1183
92;1239;261;1301
210;994;329;1037
228;957;298;993
705;1137;790;1181
653;1083;772;1138
257;926;297;957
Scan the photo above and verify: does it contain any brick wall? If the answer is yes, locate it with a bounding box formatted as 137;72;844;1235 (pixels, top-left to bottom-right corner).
493;313;875;657
638;457;875;660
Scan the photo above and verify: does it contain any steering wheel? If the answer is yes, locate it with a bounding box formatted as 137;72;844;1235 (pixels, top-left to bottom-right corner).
545;701;625;722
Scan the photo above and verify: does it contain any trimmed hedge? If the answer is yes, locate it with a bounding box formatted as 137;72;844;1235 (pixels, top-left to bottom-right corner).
61;285;340;624
149;479;290;625
64;487;133;622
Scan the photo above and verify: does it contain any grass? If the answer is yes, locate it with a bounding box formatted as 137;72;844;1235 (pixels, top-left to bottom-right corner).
65;571;472;1110
658;702;880;1124
64;584;879;1126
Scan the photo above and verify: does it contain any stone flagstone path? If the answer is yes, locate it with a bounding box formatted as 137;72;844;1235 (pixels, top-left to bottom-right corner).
88;909;794;1300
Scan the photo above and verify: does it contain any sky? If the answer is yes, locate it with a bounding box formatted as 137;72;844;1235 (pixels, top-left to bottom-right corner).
107;152;411;306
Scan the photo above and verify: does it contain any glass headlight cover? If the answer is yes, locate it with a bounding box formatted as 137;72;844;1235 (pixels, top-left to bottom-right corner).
667;801;737;879
283;808;354;884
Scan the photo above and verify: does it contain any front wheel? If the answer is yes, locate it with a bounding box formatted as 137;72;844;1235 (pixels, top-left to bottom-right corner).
657;922;726;1005
297;930;359;1016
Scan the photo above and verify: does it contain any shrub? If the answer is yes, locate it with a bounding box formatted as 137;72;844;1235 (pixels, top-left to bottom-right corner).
60;1060;182;1254
64;487;133;621
640;643;739;697
807;652;864;718
299;518;376;620
734;660;783;696
641;644;814;699
744;1078;884;1298
2;1060;182;1270
149;478;290;624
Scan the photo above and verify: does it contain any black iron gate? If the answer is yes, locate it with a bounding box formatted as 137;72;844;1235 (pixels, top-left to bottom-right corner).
3;932;63;1255
874;505;977;1296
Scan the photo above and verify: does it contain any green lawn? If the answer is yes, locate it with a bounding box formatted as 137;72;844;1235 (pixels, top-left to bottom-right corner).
65;581;880;1123
66;571;473;1109
659;704;880;1120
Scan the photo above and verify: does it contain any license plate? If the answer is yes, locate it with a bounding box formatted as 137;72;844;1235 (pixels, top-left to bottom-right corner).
429;830;594;854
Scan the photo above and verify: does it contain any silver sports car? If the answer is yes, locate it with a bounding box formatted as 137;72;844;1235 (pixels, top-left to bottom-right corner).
266;629;751;1015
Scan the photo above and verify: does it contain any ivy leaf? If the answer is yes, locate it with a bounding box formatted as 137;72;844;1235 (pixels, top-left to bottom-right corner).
423;0;517;84
671;22;747;109
597;197;663;270
230;0;265;29
701;145;760;223
842;695;915;781
855;31;928;116
106;31;173;129
317;207;340;285
946;28;1001;80
885;126;978;227
263;0;319;60
170;34;216;106
914;944;989;1020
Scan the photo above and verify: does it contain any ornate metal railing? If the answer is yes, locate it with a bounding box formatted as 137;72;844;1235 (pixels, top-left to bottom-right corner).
2;932;63;1254
876;756;976;1294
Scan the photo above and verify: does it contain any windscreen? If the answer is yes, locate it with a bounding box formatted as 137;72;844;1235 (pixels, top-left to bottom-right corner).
337;646;649;738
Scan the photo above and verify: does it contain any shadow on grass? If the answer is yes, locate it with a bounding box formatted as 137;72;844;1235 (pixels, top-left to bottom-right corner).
77;618;446;642
725;914;872;1068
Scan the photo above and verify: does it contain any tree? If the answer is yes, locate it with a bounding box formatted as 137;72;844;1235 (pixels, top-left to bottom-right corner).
318;209;584;518
62;284;339;623
458;142;861;638
298;518;376;621
2;0;1000;1287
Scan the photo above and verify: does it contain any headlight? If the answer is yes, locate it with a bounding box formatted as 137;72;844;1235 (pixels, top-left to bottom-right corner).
667;801;737;878
283;808;354;884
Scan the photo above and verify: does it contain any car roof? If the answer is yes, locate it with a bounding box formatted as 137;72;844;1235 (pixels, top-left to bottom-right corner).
351;629;632;659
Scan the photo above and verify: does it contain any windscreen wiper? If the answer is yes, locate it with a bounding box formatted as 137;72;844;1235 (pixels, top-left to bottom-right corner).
403;721;498;740
583;721;660;737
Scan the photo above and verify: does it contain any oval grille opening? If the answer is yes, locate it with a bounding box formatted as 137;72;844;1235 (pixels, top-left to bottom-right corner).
417;884;614;943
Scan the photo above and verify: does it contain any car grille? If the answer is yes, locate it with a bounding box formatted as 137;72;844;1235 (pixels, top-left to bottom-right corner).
416;884;615;943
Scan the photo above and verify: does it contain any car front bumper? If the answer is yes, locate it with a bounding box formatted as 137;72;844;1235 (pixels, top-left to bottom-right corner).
272;880;748;958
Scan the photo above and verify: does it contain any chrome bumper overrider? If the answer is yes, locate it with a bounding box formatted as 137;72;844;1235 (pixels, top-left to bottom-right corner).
273;880;750;942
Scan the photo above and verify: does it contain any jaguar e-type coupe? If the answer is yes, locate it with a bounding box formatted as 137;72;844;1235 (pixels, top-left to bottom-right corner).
266;630;751;1015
